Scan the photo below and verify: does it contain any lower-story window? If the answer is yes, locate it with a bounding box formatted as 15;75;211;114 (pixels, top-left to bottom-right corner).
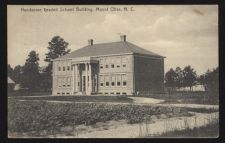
116;92;120;95
106;82;109;86
100;83;104;86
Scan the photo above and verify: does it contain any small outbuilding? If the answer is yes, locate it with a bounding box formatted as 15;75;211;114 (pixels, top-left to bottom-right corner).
8;77;15;91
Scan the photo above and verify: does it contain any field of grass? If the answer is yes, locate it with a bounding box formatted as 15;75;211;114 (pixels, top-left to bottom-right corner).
137;91;219;105
8;99;190;136
9;95;133;103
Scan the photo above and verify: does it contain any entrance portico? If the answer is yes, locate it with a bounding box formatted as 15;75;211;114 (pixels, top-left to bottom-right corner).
71;57;99;95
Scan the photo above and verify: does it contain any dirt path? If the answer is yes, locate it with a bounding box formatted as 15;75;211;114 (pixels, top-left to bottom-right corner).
47;112;218;138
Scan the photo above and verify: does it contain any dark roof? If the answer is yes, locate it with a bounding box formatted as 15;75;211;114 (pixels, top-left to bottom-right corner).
57;41;164;60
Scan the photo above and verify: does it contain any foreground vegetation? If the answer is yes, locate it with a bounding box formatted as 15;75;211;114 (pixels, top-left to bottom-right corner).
155;120;219;137
8;99;190;136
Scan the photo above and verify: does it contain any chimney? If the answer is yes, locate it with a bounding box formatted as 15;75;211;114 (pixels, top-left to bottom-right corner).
120;35;126;42
88;39;93;45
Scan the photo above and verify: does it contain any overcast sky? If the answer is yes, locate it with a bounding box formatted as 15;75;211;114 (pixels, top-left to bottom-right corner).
8;5;218;75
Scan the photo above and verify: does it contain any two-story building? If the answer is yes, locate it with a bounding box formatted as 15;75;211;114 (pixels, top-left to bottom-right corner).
52;35;165;96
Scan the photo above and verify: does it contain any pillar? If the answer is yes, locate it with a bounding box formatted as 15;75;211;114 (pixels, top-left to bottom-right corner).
72;65;75;94
89;63;92;94
75;64;78;92
85;63;88;94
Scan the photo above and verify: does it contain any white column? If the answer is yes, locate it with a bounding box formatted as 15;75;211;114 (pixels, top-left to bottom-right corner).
89;63;92;94
72;65;75;94
85;63;88;94
75;64;78;92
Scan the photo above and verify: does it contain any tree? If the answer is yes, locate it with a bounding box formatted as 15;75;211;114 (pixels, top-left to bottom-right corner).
182;65;197;91
174;67;183;89
12;65;23;84
8;64;13;78
204;67;219;95
165;68;177;91
43;36;70;90
21;51;40;91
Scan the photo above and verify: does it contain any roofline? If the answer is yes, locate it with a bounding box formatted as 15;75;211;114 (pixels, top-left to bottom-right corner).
51;52;165;62
133;53;166;58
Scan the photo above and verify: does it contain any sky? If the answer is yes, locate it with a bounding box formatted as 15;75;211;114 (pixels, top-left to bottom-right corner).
8;5;218;75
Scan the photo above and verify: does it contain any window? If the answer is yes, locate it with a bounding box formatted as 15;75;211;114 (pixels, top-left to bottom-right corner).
116;92;120;95
100;66;103;69
105;75;109;86
57;92;60;95
111;64;114;68
67;66;70;71
105;92;108;95
116;75;122;86
63;66;65;71
58;78;62;87
67;77;71;86
78;82;80;86
66;93;70;95
117;65;120;68
122;92;127;95
100;75;104;87
58;67;61;71
62;92;65;95
111;75;116;86
122;74;127;86
111;82;115;86
122;57;127;68
105;65;108;68
63;77;66;87
110;92;114;95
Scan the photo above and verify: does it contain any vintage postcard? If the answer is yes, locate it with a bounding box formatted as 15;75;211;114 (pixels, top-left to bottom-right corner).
7;5;219;138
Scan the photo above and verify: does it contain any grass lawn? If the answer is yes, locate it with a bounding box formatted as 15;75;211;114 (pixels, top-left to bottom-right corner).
9;95;133;103
138;91;219;105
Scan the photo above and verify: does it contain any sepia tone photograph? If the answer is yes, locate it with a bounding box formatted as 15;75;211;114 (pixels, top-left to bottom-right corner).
7;5;219;138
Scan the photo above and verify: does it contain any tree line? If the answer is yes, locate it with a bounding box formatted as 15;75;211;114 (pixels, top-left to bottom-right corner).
8;36;70;91
165;66;218;95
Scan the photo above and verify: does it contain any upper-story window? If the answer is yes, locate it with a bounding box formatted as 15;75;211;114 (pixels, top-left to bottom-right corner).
122;57;127;68
105;65;109;68
111;64;114;68
63;66;65;71
67;66;70;71
58;67;61;71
